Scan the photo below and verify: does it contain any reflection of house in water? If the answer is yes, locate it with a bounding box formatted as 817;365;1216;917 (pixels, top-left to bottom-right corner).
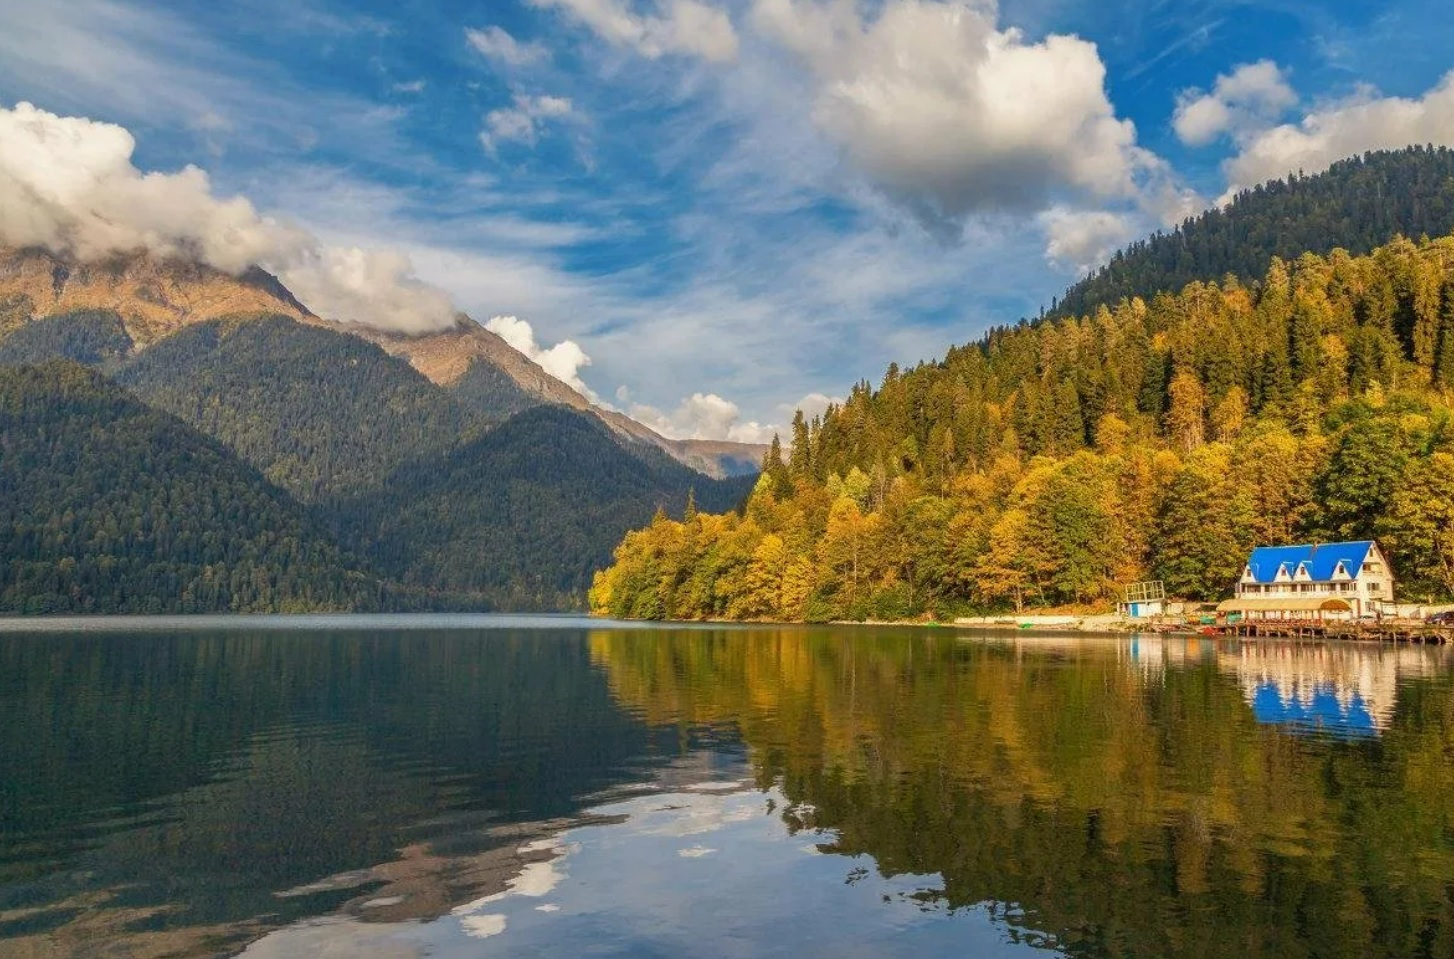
1123;634;1216;682
1217;643;1451;737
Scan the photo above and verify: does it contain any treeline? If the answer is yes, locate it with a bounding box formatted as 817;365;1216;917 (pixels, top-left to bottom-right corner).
339;405;757;611
1050;146;1454;320
592;235;1454;621
0;310;753;612
0;362;380;614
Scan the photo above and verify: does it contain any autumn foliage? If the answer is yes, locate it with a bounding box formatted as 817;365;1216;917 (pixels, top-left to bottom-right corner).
593;235;1454;620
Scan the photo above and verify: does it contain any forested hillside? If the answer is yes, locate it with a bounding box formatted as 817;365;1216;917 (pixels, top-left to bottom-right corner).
0;309;134;368
343;405;756;610
0;311;752;612
116;315;474;504
593;233;1454;621
0;362;379;614
1051;147;1454;320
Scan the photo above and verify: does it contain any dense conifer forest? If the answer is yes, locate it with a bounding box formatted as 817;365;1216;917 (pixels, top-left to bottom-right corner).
0;362;379;613
593;232;1454;621
0;316;751;612
341;405;756;610
1049;146;1454;320
116;315;474;504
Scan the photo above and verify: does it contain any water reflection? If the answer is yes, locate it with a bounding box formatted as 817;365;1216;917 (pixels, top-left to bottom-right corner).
589;628;1454;958
5;624;1454;959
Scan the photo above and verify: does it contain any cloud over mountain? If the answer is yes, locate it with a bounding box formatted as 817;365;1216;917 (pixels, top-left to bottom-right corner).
0;100;457;333
1221;70;1454;195
484;314;594;396
1173;60;1297;147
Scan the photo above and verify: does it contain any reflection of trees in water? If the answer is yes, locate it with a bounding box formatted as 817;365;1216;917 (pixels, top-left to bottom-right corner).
590;628;1454;959
0;631;680;956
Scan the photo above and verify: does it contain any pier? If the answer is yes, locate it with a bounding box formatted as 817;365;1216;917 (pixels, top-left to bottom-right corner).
1217;620;1453;644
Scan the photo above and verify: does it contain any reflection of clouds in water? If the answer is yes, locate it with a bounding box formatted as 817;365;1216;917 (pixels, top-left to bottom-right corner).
237;781;1036;959
683;780;753;793
460;914;508;939
452;842;571;911
238;917;423;958
603;790;761;839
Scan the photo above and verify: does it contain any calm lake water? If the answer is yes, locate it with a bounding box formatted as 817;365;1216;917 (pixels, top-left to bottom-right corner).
4;616;1454;959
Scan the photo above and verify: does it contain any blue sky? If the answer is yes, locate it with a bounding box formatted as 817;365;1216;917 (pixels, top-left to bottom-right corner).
1;0;1452;441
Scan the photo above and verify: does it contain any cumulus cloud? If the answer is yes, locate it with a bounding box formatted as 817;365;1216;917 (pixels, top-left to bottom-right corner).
750;0;1148;227
1173;60;1297;146
1222;70;1454;194
1040;207;1138;275
466;25;550;67
481;94;574;153
0;101;462;333
529;0;739;62
788;391;838;421
626;391;776;443
484;314;595;396
280;249;458;334
0;100;307;271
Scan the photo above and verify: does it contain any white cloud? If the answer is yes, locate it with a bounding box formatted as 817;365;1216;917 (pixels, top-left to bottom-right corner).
466;25;550;67
627;391;776;443
392;79;426;94
1040;207;1139;275
0;101;304;271
0;0;412;167
750;0;1149;226
530;0;739;62
1222;70;1454;194
1173;60;1297;146
485;315;595;396
481;94;575;153
787;392;838;421
280;248;458;334
459;914;507;939
0;101;457;333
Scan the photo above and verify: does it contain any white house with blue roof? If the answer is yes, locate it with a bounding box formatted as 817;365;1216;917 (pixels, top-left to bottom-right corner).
1221;541;1395;620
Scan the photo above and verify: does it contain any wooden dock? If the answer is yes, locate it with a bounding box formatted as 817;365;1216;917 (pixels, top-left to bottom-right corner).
1217;620;1453;644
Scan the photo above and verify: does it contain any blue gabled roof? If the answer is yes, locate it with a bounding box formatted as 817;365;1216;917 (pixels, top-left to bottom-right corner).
1244;541;1374;584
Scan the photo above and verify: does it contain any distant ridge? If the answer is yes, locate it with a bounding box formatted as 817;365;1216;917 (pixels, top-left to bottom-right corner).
0;245;765;478
1046;146;1454;322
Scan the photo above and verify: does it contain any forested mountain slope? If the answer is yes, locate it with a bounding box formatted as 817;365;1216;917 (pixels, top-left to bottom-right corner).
0;362;379;614
594;233;1454;621
115;315;473;504
0;309;134;368
0;246;765;477
343;405;757;610
1050;146;1454;320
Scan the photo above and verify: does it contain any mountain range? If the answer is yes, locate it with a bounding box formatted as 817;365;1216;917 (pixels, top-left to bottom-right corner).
0;246;759;612
0;245;766;479
8;147;1454;615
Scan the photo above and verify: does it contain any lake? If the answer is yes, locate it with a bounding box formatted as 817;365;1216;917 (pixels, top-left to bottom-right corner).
3;617;1454;958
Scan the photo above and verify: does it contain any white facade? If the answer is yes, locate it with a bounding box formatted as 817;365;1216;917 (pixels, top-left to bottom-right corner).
1233;542;1395;618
